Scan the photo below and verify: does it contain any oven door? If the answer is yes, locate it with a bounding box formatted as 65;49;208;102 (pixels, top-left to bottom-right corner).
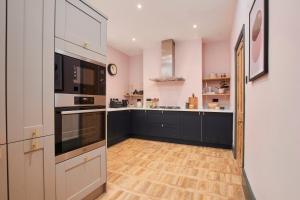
55;107;106;163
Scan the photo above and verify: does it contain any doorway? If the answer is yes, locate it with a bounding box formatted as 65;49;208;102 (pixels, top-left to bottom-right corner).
234;25;245;168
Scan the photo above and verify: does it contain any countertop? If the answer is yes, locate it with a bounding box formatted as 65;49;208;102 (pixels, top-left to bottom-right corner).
106;107;234;113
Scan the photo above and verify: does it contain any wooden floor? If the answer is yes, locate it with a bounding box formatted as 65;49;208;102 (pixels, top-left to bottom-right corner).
97;139;245;200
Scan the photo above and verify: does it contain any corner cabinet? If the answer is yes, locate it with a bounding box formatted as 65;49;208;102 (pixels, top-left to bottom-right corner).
56;146;107;200
6;0;55;143
0;0;6;145
0;145;8;200
107;111;131;146
8;135;55;200
55;0;107;63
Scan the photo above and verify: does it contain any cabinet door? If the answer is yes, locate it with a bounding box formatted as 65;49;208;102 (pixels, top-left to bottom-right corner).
202;112;233;146
55;0;107;56
8;135;55;200
56;146;107;200
0;0;6;145
6;0;55;143
146;111;163;137
162;111;180;139
107;111;130;146
131;110;147;136
0;145;8;200
180;112;202;142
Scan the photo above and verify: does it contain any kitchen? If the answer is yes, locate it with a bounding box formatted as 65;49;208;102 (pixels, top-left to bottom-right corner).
2;0;294;199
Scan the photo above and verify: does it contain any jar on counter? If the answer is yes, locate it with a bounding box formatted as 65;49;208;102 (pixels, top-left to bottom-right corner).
146;99;152;108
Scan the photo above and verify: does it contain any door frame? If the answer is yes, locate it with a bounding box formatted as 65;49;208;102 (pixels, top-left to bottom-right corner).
234;25;246;167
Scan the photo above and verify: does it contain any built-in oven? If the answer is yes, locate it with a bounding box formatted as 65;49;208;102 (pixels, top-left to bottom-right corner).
55;50;106;163
55;105;106;163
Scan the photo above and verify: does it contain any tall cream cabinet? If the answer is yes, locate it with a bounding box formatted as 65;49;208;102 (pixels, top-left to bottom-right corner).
7;0;55;143
0;0;6;146
0;145;8;200
55;0;107;64
6;0;56;199
0;0;7;199
8;135;55;200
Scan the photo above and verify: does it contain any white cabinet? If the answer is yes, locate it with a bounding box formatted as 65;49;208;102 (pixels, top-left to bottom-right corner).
0;0;6;145
8;135;55;200
56;146;107;200
6;0;55;143
55;0;107;63
0;145;8;200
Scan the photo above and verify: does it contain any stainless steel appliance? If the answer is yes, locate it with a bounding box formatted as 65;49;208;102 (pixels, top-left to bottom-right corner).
55;51;106;163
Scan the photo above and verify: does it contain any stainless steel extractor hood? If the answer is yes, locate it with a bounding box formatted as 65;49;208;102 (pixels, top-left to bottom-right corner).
150;39;185;82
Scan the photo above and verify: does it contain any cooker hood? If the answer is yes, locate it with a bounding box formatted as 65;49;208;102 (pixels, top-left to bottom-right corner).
150;39;185;82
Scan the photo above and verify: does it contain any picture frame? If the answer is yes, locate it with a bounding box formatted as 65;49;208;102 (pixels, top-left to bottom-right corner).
249;0;269;81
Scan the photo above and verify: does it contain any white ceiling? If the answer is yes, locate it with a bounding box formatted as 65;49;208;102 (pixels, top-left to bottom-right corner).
86;0;237;56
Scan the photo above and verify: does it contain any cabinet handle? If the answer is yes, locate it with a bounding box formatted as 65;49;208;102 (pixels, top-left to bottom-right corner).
83;42;89;48
31;141;39;151
32;129;39;138
161;124;164;128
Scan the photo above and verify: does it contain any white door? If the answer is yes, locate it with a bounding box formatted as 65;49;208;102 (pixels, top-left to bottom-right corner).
56;147;107;200
0;0;6;145
6;0;55;143
8;135;55;200
0;145;8;200
55;0;107;56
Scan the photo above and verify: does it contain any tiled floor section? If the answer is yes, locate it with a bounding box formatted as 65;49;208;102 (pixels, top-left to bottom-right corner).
97;139;245;200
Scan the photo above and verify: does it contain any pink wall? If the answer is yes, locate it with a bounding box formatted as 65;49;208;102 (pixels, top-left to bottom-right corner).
106;46;130;106
143;39;202;108
230;0;300;199
129;55;143;92
202;41;230;77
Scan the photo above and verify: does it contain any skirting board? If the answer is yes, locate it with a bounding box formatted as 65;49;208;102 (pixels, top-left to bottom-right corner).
83;183;106;200
242;168;256;200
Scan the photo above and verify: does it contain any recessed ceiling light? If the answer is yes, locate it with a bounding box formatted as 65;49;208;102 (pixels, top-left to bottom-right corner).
137;4;142;9
193;24;198;29
132;38;136;42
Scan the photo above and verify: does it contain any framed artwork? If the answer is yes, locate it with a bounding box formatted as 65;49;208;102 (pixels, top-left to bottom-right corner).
249;0;268;81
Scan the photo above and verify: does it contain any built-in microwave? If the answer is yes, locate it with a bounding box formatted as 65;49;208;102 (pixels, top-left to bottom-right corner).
55;52;106;96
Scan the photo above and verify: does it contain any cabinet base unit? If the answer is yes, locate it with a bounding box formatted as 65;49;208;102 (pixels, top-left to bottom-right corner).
108;110;233;149
56;146;107;200
0;145;8;200
8;135;55;200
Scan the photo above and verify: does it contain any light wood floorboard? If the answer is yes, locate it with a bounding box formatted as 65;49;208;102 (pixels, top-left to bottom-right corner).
97;139;245;200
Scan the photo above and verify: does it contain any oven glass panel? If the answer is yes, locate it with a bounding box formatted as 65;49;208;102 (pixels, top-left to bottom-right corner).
56;111;105;155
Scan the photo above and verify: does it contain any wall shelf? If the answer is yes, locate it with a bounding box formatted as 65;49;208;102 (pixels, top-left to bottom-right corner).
202;77;230;81
202;93;230;96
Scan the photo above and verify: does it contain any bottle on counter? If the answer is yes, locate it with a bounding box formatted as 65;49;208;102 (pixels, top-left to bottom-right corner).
136;99;143;108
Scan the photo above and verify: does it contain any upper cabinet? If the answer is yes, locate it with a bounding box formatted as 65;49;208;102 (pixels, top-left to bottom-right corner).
55;0;107;63
0;0;6;145
6;0;55;143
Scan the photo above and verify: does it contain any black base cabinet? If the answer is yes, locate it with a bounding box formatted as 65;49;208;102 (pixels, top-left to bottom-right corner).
202;112;233;148
107;110;233;149
107;110;131;147
180;112;202;142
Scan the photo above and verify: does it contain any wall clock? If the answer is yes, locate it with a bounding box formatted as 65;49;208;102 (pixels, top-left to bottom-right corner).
108;64;117;76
